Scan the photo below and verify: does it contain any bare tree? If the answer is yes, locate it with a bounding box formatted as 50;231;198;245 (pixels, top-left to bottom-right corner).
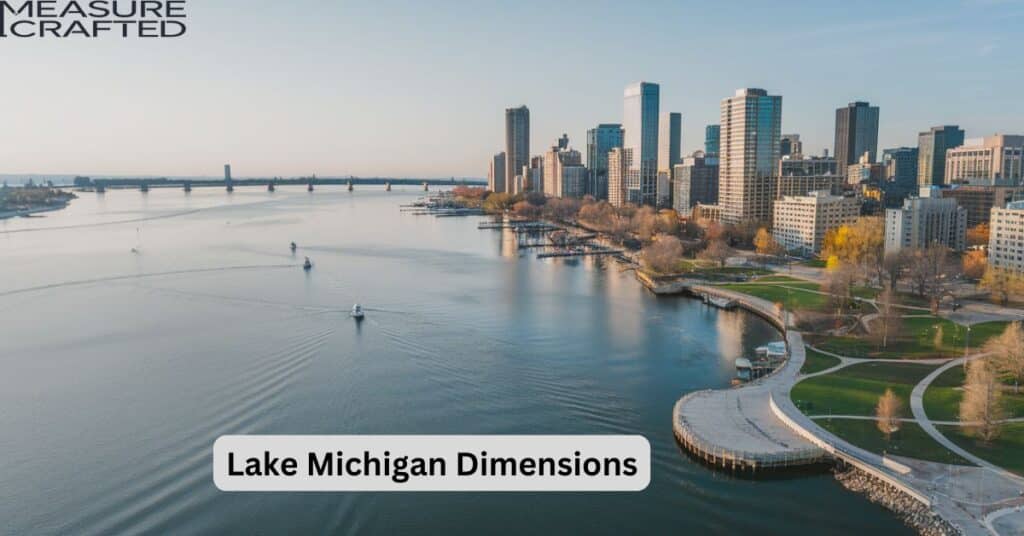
823;261;858;317
876;388;903;440
903;244;959;313
985;322;1024;393
873;286;904;349
959;358;1007;442
640;235;683;274
699;239;732;268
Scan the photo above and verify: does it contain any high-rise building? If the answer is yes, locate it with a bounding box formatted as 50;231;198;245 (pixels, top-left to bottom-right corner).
224;164;232;181
779;155;838;177
488;152;506;193
941;185;1024;227
884;187;967;253
672;151;719;216
847;152;886;186
607;147;630;207
834;101;880;175
917;125;964;187
623;81;660;205
586;124;623;200
543;137;585;198
705;125;720;155
505;106;530;194
944;134;1024;185
719;88;782;225
658;112;682;172
990;200;1024;274
780;134;803;157
772;191;860;256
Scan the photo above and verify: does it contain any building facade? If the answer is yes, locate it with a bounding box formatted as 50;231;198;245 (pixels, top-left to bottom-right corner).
719;88;782;225
917;125;964;187
772;191;860;256
940;185;1024;227
780;134;803;157
944;135;1024;185
705;124;720;155
607;147;630;207
488;152;506;193
623;82;660;205
672;151;719;216
779;155;838;177
834;101;880;176
504;106;530;194
990;201;1024;274
884;187;968;253
586;123;623;200
847;152;886;186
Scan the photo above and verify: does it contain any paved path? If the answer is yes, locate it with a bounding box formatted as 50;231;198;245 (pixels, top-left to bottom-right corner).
910;355;1024;487
808;414;1024;426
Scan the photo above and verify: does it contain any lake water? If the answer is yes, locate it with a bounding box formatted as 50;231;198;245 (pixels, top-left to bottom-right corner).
0;186;911;534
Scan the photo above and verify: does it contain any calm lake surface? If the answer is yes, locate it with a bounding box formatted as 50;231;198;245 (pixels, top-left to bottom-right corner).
0;187;912;535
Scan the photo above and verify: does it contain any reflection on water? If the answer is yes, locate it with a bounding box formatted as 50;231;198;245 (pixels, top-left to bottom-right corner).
0;187;911;535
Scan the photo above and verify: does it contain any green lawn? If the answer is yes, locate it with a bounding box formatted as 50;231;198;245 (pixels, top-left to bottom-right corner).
801;347;841;374
752;275;809;283
818;419;972;466
940;423;1024;475
807;318;1009;360
720;282;828;310
792;361;937;416
801;259;827;268
923;366;1024;422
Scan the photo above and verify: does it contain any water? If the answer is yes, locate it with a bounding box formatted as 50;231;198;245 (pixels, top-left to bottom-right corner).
0;187;912;535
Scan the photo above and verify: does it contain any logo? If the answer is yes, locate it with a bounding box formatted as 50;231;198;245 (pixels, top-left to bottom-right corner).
0;1;187;38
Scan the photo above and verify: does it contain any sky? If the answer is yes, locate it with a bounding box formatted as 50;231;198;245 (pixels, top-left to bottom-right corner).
1;0;1022;179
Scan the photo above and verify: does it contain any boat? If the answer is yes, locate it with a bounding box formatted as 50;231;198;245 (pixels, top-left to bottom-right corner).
267;182;275;192
351;304;364;319
303;257;312;271
290;242;297;252
348;181;354;192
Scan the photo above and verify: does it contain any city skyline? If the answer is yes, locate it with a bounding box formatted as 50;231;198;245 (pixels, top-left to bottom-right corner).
1;1;1022;178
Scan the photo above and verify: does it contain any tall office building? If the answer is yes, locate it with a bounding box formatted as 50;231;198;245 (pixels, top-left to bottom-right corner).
941;185;1024;227
917;125;964;187
719;88;782;225
607;147;630;207
586;123;624;200
990;200;1024;274
505;106;530;194
658;112;682;172
705;125;720;155
881;147;919;206
780;134;803;157
834;101;880;175
488;152;506;193
622;82;660;205
543;137;584;198
884;187;967;253
672;151;719;216
847;152;886;186
779;155;837;177
224;164;232;181
944;134;1024;185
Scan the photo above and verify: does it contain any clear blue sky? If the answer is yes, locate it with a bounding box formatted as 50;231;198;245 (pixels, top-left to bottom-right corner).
1;0;1021;178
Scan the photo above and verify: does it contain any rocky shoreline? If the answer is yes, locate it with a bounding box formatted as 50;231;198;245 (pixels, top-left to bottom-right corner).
834;465;960;536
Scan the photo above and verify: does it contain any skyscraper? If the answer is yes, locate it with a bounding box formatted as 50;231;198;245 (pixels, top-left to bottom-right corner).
780;134;802;157
586;123;623;200
882;147;919;205
658;112;682;172
917;125;965;187
607;147;629;207
719;88;782;225
505;106;530;194
488;152;506;193
834;101;880;175
622;82;660;205
705;125;720;155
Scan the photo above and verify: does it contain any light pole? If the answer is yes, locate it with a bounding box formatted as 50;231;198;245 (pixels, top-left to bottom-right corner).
963;324;972;372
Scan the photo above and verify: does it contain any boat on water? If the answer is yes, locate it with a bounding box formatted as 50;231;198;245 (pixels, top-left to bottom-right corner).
290;241;297;252
303;257;313;270
351;304;365;319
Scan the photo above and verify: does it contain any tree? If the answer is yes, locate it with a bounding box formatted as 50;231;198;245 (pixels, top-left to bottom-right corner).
873;286;903;349
699;239;732;267
985;322;1024;393
640;234;684;274
980;266;1024;306
966;223;990;248
820;217;884;277
822;260;858;316
903;244;959;312
512;200;541;219
962;249;987;280
932;325;945;355
881;252;905;291
875;388;903;440
959;358;1007;442
483;192;515;213
754;227;782;256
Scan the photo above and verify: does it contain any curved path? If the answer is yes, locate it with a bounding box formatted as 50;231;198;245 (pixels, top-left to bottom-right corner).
910;356;1024;485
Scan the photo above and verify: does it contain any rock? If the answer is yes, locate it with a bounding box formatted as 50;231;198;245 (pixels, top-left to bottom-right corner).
833;466;961;536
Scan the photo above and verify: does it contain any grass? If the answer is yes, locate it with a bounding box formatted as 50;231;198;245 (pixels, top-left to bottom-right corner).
801;259;827;268
720;282;829;310
808;318;1010;360
791;361;937;416
923;366;1024;422
940;423;1024;475
817;419;973;466
801;347;841;374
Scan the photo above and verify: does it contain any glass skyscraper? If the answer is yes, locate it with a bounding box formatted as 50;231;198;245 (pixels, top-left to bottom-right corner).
623;82;660;205
719;88;782;225
834;101;880;174
917;125;965;187
586;123;623;200
705;125;720;155
504;106;530;194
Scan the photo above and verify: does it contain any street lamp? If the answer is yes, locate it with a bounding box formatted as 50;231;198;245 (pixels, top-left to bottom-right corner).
963;324;972;372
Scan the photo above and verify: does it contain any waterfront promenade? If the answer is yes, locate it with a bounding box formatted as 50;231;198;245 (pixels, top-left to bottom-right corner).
672;285;1024;535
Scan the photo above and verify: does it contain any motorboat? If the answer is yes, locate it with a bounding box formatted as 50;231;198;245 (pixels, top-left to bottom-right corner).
351;304;365;319
303;257;313;271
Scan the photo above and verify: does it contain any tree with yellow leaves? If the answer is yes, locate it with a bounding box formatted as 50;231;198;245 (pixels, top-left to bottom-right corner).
980;266;1024;306
876;388;903;440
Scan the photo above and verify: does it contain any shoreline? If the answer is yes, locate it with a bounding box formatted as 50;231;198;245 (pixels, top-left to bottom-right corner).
0;202;70;220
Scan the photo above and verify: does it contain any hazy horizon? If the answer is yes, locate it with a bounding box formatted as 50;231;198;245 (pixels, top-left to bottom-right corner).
2;0;1022;178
